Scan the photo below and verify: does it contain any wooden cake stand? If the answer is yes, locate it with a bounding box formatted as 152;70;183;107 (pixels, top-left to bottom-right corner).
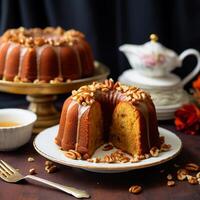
0;61;110;133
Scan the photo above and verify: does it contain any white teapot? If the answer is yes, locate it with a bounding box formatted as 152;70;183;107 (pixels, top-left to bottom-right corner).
119;34;200;86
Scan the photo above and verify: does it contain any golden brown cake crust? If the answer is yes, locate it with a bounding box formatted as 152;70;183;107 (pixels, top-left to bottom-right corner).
56;79;160;158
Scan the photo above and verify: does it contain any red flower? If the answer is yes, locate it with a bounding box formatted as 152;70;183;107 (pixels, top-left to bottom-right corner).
193;75;200;90
175;104;200;135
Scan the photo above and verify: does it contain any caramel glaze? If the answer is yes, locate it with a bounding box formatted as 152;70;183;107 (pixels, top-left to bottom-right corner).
55;87;160;159
0;28;94;82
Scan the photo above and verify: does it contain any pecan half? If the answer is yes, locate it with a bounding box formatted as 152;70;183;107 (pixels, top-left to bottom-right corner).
129;185;142;194
185;163;199;172
65;151;76;159
177;168;188;181
65;150;82;160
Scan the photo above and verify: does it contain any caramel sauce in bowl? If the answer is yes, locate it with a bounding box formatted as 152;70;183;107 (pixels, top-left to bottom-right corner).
0;109;37;151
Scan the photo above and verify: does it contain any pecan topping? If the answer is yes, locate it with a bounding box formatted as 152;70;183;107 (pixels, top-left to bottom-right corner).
103;155;115;163
45;165;58;173
196;172;200;179
119;156;130;163
177;168;188;181
87;158;100;163
167;174;173;180
185;163;199;172
45;160;54;167
130;157;140;163
64;149;82;160
150;147;159;157
71;79;150;106
29;168;37;175
167;180;175;187
27;157;35;162
144;154;151;159
186;175;198;185
129;185;142;194
160;143;171;152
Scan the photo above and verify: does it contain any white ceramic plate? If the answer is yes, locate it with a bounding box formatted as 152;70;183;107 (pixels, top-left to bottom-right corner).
33;125;182;173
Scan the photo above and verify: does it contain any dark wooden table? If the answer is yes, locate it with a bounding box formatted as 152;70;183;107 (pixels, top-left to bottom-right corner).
0;93;200;200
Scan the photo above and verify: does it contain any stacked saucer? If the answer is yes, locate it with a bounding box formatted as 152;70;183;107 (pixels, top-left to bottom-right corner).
118;69;190;120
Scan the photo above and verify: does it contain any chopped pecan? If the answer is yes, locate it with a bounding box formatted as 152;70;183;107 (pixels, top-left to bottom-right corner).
167;174;173;180
160;143;171;152
177;168;188;181
87;158;100;163
65;149;82;160
45;160;54;167
186;175;198;185
46;165;58;173
150;147;159;157
119;156;130;163
185;163;199;172
27;157;35;162
196;172;200;179
103;155;115;163
167;180;175;187
129;185;142;194
29;168;37;175
130;157;140;163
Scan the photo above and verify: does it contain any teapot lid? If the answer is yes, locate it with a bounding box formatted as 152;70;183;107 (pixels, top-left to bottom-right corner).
142;34;177;57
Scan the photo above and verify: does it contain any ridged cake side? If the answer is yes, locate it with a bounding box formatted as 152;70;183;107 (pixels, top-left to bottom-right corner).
0;27;94;82
55;79;160;159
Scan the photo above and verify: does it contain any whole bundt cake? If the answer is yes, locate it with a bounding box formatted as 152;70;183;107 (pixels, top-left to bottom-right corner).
55;79;160;159
0;27;94;83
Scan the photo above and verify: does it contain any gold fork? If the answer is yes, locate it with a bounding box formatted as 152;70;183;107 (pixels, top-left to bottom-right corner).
0;160;90;199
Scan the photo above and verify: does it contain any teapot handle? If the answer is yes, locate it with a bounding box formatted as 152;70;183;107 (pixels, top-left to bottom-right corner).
179;49;200;86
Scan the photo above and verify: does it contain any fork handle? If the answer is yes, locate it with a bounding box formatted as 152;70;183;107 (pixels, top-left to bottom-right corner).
25;175;90;199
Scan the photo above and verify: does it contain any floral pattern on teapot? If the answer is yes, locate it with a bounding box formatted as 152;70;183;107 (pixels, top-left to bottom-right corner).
119;34;185;77
141;53;166;68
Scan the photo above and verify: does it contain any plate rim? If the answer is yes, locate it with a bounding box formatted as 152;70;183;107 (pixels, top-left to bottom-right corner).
33;126;182;172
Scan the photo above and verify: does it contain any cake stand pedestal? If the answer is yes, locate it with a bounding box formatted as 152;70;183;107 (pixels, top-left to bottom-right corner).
0;61;110;133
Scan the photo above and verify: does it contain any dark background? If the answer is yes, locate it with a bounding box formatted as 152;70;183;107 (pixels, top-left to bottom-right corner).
0;0;200;107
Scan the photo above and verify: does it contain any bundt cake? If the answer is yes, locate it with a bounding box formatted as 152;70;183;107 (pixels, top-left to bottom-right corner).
0;27;94;83
55;79;160;159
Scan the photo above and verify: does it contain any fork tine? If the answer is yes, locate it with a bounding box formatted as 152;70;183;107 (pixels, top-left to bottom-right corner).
0;167;8;177
0;162;13;175
0;160;16;173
